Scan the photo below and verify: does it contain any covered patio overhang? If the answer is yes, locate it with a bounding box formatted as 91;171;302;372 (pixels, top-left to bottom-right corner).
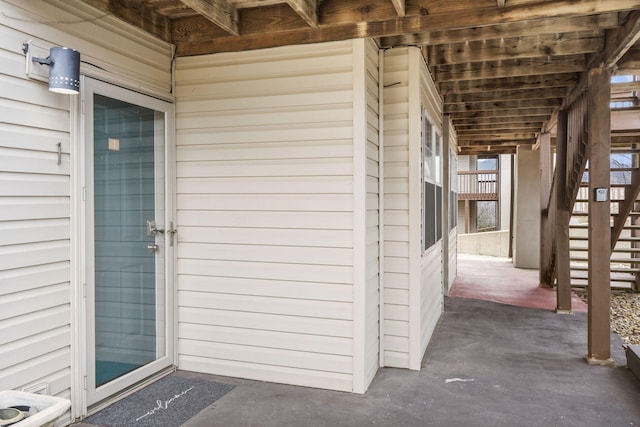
79;0;640;364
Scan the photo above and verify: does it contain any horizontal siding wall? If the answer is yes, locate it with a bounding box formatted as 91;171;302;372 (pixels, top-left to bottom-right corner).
448;120;458;291
418;50;444;357
175;41;356;392
420;243;443;351
363;39;380;388
382;48;410;369
0;0;172;417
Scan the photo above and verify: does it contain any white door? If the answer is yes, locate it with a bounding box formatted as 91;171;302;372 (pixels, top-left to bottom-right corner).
82;78;175;406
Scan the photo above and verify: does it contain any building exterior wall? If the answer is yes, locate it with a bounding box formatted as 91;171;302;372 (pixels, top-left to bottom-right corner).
447;119;458;294
382;47;445;370
382;48;411;368
457;155;476;233
457;154;513;234
416;49;444;364
1;0;455;406
0;0;172;420
361;39;381;390
513;145;541;268
499;154;512;232
175;39;379;393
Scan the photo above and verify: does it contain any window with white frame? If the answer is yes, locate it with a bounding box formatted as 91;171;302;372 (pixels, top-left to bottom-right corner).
422;110;443;252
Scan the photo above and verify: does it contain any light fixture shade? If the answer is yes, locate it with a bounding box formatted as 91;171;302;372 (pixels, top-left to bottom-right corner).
48;47;80;94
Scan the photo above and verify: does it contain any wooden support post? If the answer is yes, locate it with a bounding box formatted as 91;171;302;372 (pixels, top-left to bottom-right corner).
555;109;572;313
587;67;613;366
539;132;552;286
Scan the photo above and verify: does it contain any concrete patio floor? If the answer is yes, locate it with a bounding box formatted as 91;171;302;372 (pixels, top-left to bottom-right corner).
76;256;640;427
451;254;588;312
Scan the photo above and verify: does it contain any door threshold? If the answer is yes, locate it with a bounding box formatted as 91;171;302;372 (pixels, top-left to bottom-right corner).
84;365;176;419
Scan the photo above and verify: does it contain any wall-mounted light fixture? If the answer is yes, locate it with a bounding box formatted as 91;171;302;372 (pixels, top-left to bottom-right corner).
24;42;80;95
32;47;80;94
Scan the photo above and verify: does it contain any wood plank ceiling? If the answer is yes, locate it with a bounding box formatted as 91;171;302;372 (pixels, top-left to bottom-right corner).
80;0;640;155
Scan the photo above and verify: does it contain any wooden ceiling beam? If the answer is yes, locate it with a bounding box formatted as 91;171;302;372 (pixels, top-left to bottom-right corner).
603;10;640;68
452;106;554;119
459;139;536;146
457;133;538;141
391;0;405;17
452;115;551;126
560;10;640;113
459;146;518;155
445;98;561;113
444;87;568;104
455;123;544;131
458;141;524;147
286;0;318;27
318;0;638;29
457;130;543;139
435;55;586;82
428;31;603;67
318;0;397;25
172;0;640;55
618;47;640;73
180;0;239;35
456;126;542;134
440;73;578;94
380;13;619;48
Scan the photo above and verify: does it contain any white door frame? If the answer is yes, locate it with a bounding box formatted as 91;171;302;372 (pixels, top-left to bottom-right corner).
71;76;176;417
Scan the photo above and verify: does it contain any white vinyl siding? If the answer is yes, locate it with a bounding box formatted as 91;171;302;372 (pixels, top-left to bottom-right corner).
382;49;411;368
448;120;458;292
0;0;172;418
420;243;442;352
418;50;444;358
382;47;445;370
175;39;379;393
362;39;380;388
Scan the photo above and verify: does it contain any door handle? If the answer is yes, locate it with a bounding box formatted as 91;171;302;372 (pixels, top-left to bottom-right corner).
147;243;159;252
146;220;164;236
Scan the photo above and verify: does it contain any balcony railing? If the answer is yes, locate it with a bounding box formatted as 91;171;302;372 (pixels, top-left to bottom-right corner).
458;170;499;200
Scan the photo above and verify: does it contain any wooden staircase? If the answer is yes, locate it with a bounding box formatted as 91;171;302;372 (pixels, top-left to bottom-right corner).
569;153;640;291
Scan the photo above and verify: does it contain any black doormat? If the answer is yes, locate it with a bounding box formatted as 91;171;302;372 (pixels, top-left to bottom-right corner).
85;375;234;427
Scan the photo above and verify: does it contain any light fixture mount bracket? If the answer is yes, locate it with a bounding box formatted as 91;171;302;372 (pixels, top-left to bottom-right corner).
24;40;51;83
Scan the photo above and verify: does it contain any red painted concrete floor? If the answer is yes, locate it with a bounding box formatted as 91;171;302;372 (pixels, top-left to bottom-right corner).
451;254;588;312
